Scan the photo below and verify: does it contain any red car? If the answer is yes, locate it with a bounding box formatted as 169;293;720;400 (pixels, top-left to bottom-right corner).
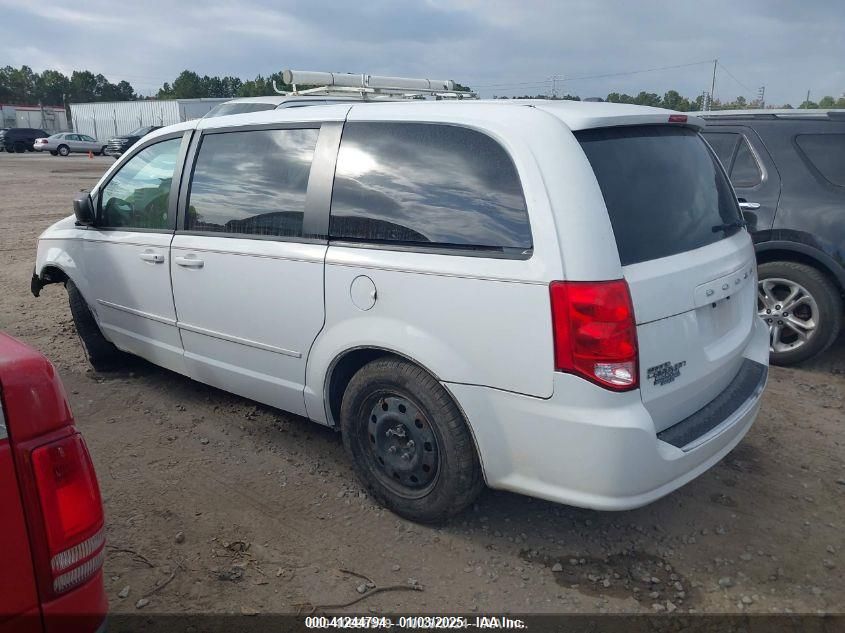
0;333;107;633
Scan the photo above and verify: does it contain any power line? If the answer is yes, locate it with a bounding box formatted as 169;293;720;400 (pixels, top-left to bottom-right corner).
471;59;714;90
717;61;754;94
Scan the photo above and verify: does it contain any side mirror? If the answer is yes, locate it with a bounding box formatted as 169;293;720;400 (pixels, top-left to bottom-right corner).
73;193;95;226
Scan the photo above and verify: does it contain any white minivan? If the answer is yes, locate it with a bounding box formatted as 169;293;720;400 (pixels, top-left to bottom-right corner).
32;101;769;522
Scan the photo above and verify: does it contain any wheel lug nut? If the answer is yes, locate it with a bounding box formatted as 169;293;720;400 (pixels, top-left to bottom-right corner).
778;320;783;325
766;309;771;314
783;312;788;317
775;305;781;310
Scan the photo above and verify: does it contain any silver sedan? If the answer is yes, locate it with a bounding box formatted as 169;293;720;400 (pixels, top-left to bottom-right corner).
34;133;108;156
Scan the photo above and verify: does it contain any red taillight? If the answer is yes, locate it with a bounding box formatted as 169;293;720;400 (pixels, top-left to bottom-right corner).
549;280;638;390
31;433;105;595
668;114;688;123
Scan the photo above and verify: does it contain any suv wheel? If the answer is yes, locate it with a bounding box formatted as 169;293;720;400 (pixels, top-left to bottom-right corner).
66;280;124;370
14;141;26;153
57;144;70;156
758;261;842;365
340;357;484;523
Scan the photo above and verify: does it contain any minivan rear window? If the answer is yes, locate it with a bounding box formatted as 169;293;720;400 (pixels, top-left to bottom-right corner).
576;126;742;266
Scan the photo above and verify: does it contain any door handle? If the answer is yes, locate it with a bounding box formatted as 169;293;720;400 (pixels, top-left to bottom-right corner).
738;201;761;210
174;255;204;269
139;251;164;263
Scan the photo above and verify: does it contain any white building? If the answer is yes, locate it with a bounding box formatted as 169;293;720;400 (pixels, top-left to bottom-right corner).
0;104;69;132
69;98;228;140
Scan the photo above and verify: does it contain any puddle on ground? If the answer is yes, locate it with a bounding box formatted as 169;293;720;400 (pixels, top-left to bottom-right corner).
522;549;695;607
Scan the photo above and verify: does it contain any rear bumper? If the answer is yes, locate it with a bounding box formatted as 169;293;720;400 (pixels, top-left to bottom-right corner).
446;316;769;511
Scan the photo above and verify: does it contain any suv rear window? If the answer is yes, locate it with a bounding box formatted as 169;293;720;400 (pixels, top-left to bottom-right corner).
795;134;845;187
329;122;531;255
576;125;741;266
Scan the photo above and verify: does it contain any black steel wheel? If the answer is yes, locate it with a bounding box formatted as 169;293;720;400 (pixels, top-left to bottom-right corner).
340;356;484;523
364;393;440;497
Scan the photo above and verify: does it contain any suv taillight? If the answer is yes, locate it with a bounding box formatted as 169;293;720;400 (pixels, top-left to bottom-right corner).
30;433;105;596
549;280;639;390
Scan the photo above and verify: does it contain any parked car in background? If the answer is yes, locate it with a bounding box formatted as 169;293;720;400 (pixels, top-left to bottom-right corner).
700;110;845;365
34;133;107;157
0;128;48;153
0;333;106;633
32;101;768;523
104;125;161;157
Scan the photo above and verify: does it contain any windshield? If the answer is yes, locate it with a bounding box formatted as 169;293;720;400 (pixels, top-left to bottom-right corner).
576;125;742;266
203;102;278;118
128;126;153;137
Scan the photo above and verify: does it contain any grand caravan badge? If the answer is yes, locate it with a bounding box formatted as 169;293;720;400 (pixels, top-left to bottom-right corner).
646;361;687;386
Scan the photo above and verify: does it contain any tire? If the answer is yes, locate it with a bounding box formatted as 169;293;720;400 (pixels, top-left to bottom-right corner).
66;280;123;371
99;146;107;156
340;357;484;523
57;144;70;157
14;142;26;153
50;150;58;156
758;261;842;365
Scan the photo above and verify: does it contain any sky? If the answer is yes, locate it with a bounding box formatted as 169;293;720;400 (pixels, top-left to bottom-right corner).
1;0;843;106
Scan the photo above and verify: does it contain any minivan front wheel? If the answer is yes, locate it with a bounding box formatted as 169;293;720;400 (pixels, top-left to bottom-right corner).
66;280;124;371
340;357;484;523
757;261;842;365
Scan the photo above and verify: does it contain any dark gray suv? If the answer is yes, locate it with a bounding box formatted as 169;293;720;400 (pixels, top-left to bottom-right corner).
700;110;845;365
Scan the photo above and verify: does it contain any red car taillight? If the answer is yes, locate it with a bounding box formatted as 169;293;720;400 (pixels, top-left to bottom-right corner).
30;433;105;596
549;280;639;390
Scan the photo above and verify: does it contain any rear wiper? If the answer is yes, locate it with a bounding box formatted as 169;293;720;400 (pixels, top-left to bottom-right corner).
712;219;748;233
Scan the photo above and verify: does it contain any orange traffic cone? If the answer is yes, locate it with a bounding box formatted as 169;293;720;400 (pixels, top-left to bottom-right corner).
88;150;93;159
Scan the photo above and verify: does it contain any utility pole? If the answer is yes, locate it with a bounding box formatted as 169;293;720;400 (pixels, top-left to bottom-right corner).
548;74;562;99
804;89;811;109
757;86;765;109
708;58;717;111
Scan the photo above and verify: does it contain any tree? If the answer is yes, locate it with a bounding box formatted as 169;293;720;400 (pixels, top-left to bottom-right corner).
69;70;99;102
1;65;38;104
36;69;70;105
160;70;206;99
818;95;836;108
663;90;691;111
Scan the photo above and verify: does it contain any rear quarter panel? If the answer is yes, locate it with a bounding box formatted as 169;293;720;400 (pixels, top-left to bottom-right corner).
305;107;570;422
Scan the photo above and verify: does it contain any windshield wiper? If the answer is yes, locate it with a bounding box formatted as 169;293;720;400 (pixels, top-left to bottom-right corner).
712;219;748;233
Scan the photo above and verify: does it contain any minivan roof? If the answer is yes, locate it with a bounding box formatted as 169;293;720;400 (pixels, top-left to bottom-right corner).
160;99;705;140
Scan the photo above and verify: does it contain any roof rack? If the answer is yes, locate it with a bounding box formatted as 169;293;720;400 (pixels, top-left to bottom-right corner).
272;70;477;100
696;108;844;120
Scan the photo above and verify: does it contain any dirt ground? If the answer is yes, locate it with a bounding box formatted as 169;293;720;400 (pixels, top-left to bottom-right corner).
1;152;843;616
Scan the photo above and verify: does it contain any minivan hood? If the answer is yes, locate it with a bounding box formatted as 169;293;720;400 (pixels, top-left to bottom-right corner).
39;214;77;240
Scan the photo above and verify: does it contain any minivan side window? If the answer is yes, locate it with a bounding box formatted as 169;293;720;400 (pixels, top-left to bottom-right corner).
796;134;845;187
99;137;181;230
186;128;319;238
329;122;532;253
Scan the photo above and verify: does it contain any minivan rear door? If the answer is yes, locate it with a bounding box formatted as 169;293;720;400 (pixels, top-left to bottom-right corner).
576;125;759;432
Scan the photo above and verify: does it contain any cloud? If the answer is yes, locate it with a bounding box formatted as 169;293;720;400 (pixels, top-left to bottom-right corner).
0;0;841;105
